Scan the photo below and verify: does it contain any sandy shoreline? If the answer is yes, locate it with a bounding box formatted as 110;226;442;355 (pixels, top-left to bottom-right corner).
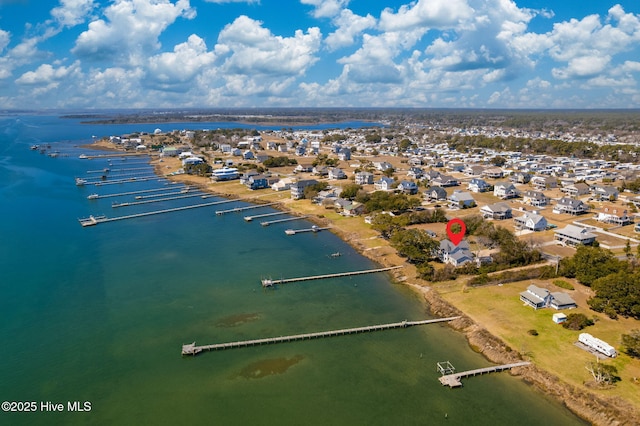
91;144;638;425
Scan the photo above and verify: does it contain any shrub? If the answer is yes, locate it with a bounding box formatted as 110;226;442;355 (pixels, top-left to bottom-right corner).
561;313;594;331
553;279;575;290
528;329;539;336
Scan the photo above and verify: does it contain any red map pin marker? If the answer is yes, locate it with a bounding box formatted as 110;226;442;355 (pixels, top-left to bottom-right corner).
446;218;466;246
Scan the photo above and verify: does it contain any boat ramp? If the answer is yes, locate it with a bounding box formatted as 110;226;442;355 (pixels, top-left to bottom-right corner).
437;361;531;388
182;316;461;356
261;265;403;287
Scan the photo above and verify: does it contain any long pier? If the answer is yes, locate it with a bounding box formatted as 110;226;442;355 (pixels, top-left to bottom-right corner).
86;186;187;200
261;216;308;226
244;211;287;222
182;316;461;356
438;362;531;388
84;176;161;186
79;199;237;226
111;192;212;208
215;202;280;215
261;265;403;287
285;226;330;235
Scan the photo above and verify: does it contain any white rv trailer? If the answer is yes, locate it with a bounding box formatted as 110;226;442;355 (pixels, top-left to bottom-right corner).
578;333;617;358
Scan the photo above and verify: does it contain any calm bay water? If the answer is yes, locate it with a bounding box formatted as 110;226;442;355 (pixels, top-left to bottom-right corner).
0;115;586;425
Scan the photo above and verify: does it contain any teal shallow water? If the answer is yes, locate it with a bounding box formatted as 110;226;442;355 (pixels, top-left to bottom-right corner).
0;115;586;425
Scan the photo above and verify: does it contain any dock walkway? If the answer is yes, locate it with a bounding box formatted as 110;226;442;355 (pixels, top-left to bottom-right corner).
261;265;403;287
215;202;280;215
182;316;461;355
261;216;308;226
438;362;531;388
79;199;236;226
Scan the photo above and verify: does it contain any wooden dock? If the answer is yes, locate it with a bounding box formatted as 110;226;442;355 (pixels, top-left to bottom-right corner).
244;211;287;222
111;192;211;208
86;186;189;200
261;216;308;226
215;202;280;215
285;226;330;235
182;316;461;355
79;199;237;226
438;361;531;388
261;265;403;287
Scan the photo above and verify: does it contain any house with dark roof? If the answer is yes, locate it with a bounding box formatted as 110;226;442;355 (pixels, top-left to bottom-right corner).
553;197;588;215
397;180;418;195
520;285;577;310
290;179;318;200
431;174;459;187
522;190;549;207
425;186;447;202
554;225;596;246
562;182;590;196
374;177;394;191
531;175;558;190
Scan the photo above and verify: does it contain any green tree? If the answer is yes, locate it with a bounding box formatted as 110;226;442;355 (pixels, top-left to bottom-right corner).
560;246;624;287
340;183;362;200
588;270;640;319
621;330;640;358
390;229;438;264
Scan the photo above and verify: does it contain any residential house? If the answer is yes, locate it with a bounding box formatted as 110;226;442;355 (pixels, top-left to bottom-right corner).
448;190;476;209
465;165;485;177
294;163;313;173
591;184;618;201
407;167;424;180
290;179;318;200
211;167;239;181
514;211;548;231
563;182;590;197
424;170;442;183
531;175;558;190
271;177;294;192
374;161;393;172
468;178;491;193
510;172;531;184
374;177;395;191
520;285;551;309
431;174;459;187
240;170;260;185
242;150;255;160
438;240;474;267
520;285;577;310
245;174;271;190
312;166;329;177
480;202;513;220
493;181;518;199
553;197;588;215
554;224;597;246
328;168;347;180
337;147;351;161
425;186;447;202
397;181;418;195
483;167;504;179
595;204;633;225
522;190;549;207
355;171;374;185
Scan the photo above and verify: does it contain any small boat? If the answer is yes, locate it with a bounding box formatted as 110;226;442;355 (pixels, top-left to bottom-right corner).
30;145;39;150
78;154;88;159
330;252;342;258
285;229;296;235
75;177;87;186
87;194;99;200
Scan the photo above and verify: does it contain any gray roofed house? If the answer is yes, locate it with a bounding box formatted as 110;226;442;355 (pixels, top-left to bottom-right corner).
553;197;588;215
550;292;577;310
522;190;549;207
514;211;548;231
431;174;459;187
448;190;475;209
468;178;490;193
554;224;596;246
520;285;551;309
438;240;473;267
563;182;590;196
493;181;518;199
355;171;374;185
290;179;318;200
480;202;513;220
591;184;619;201
425;186;447;201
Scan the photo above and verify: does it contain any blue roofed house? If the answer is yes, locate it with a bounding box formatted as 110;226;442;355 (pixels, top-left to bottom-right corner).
374;177;395;191
468;178;490;193
438;240;474;267
397;180;418;194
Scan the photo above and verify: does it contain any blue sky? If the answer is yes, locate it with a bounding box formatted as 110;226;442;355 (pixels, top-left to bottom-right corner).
1;0;639;109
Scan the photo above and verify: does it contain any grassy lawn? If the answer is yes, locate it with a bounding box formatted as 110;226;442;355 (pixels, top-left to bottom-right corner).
440;279;640;407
